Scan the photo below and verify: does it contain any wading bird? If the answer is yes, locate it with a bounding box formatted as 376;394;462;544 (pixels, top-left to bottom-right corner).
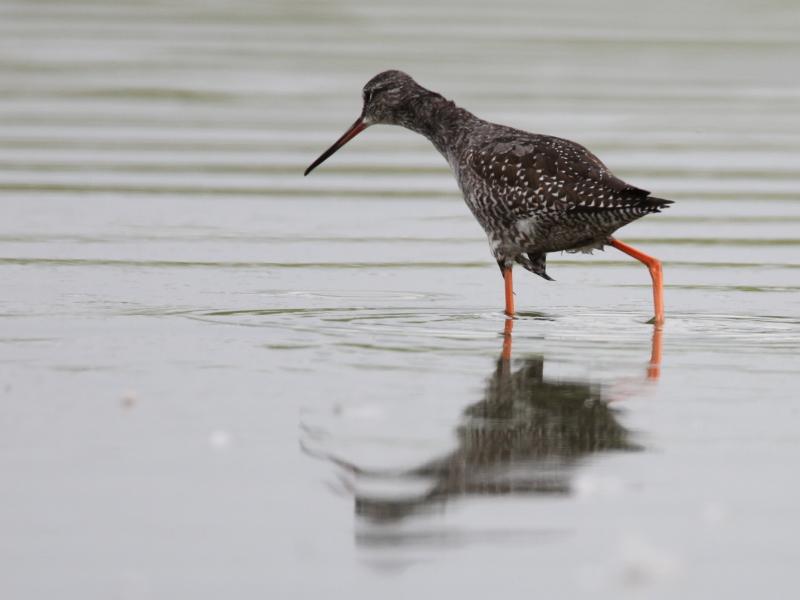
305;71;671;322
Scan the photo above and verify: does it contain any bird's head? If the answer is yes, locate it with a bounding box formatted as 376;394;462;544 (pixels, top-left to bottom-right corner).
304;70;428;176
360;70;424;125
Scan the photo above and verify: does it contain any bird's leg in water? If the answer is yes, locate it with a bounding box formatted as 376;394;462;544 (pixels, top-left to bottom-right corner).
503;267;515;317
648;324;663;380
500;316;661;382
501;317;514;363
610;238;664;325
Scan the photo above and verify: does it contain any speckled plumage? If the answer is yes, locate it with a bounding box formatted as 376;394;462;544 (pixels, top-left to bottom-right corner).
305;70;671;319
357;70;673;280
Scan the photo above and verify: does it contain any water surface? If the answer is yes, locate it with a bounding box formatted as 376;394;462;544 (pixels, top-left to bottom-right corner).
1;0;799;598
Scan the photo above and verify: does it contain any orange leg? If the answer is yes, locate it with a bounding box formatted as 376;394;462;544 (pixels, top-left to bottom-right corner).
610;238;664;325
647;324;663;380
503;267;515;317
501;317;514;362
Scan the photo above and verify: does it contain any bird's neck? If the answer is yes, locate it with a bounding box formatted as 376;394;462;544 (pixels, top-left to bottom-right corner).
400;93;479;165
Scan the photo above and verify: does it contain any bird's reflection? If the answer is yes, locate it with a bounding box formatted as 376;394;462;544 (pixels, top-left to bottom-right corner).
309;320;662;525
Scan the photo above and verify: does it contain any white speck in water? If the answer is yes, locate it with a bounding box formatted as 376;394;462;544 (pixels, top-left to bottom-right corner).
209;430;232;449
574;474;625;498
619;536;683;588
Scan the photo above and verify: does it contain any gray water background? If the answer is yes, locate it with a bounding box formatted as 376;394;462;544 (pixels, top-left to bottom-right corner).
1;0;799;598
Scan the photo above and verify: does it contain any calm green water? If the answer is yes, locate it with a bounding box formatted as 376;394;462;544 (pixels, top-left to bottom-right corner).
1;1;799;598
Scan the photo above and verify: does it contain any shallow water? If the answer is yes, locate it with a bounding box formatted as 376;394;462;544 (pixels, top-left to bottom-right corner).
1;0;800;598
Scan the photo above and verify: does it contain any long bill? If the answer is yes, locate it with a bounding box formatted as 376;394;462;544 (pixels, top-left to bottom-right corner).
304;118;367;176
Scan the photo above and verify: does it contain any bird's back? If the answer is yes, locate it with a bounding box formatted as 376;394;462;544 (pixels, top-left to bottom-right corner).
455;122;672;254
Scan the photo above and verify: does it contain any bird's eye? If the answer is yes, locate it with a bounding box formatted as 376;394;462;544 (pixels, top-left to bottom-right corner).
363;90;373;104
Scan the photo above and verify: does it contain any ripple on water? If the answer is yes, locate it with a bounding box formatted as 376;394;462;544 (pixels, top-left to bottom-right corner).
181;300;800;355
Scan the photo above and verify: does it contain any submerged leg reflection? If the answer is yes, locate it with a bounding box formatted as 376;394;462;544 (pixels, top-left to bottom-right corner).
648;325;663;380
501;316;514;363
303;320;662;525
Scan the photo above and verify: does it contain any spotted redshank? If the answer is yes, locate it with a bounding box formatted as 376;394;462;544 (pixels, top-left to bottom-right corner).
305;70;672;323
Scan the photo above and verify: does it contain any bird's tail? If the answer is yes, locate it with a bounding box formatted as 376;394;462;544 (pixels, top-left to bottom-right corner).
644;196;674;212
